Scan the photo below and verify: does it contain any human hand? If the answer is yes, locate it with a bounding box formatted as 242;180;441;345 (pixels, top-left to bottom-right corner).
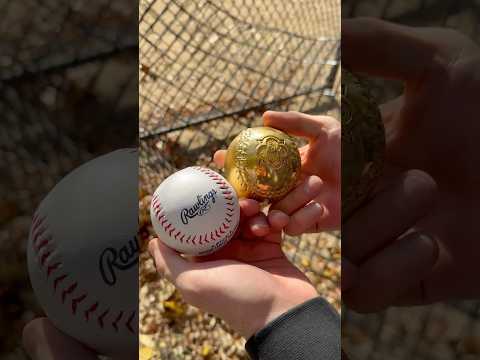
22;318;99;360
342;18;480;311
216;111;341;235
148;197;318;339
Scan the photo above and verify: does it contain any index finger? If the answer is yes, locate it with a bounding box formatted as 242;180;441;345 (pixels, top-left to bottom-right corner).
263;111;335;140
343;18;444;83
343;170;437;264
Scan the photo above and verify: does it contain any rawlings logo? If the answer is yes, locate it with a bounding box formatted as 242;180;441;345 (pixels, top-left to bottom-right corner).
180;189;217;225
99;236;139;286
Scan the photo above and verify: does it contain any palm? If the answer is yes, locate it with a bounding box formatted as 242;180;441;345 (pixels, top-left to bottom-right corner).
198;232;311;282
178;232;316;337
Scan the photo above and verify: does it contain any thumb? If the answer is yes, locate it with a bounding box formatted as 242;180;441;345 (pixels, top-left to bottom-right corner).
342;18;478;82
23;318;99;360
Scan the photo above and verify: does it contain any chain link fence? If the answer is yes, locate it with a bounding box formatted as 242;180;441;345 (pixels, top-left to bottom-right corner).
342;1;480;359
0;1;137;357
139;0;340;358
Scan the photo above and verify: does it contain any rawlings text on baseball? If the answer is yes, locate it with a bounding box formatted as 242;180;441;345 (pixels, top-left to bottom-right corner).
181;189;217;225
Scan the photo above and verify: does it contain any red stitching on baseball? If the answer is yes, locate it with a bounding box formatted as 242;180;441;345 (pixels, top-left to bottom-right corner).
31;214;43;235
164;223;172;231
225;218;232;223
224;196;234;200
85;302;99;321
112;311;123;332
71;294;87;314
31;211;40;226
98;309;109;328
47;262;61;277
36;237;51;251
33;226;47;247
126;311;135;333
54;275;68;290
40;251;51;265
62;282;78;303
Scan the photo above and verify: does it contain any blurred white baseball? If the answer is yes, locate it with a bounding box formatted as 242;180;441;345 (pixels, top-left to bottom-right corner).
151;166;240;256
27;149;138;359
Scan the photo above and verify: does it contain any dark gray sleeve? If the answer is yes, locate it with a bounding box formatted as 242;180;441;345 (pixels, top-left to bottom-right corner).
245;297;340;360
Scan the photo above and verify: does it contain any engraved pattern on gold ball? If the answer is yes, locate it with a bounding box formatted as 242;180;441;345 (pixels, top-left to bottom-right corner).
225;127;301;201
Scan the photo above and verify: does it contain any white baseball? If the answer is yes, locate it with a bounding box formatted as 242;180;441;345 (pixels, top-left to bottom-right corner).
27;149;138;359
150;167;240;256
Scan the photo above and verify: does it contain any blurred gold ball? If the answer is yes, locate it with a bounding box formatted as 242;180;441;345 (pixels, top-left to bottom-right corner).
225;126;301;201
342;69;385;220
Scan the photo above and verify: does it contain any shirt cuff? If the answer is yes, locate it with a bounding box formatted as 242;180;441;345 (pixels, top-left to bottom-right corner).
245;297;340;360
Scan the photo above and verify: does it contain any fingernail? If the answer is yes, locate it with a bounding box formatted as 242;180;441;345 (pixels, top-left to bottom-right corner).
304;176;323;196
412;232;439;260
310;201;324;215
252;223;269;235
